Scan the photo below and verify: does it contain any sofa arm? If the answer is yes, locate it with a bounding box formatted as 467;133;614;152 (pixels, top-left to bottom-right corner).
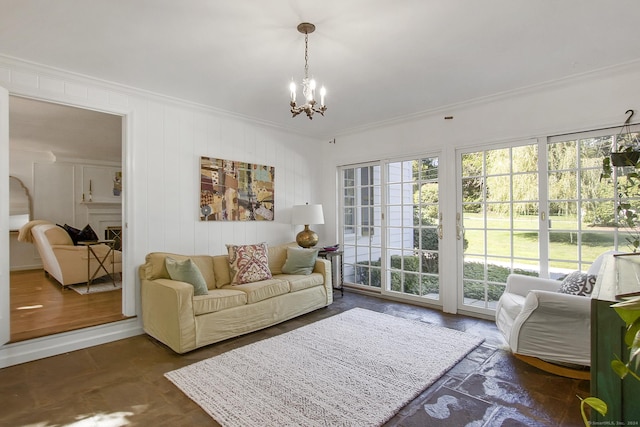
506;274;560;296
140;277;197;353
313;258;333;303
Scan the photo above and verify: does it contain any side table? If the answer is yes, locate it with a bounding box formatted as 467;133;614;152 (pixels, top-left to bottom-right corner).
318;250;344;297
78;240;116;293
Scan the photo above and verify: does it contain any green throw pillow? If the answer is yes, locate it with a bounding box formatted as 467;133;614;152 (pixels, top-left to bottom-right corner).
165;257;209;296
282;247;318;275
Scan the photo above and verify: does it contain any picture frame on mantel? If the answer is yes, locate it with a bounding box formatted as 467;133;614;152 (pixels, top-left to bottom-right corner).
199;156;274;221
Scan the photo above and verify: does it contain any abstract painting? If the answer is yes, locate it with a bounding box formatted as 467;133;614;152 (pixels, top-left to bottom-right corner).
200;156;275;221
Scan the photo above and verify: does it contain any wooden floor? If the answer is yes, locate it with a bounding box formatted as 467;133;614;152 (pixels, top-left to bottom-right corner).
9;269;128;342
0;291;588;426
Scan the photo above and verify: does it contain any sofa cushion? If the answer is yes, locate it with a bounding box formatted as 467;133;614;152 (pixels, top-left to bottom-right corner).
222;279;289;304
61;223;99;245
144;252;216;290
212;255;232;288
267;243;290;275
227;242;272;285
165;257;209;296
193;289;247;315
282;247;318;275
278;272;324;292
558;271;597;296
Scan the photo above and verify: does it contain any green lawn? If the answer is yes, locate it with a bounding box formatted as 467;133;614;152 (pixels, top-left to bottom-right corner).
463;213;615;269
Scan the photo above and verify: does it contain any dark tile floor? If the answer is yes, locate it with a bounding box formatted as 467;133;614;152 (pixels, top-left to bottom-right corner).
0;291;588;426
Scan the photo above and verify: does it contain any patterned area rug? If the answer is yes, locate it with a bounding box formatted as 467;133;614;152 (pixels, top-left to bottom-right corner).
69;276;122;295
165;308;484;427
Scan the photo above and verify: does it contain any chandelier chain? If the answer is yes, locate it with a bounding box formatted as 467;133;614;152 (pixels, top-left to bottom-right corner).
304;33;309;80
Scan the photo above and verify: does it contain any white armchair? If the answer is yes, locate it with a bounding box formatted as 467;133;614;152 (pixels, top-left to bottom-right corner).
495;252;616;378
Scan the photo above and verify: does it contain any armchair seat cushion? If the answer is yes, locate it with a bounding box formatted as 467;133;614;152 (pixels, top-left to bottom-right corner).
193;289;247;315
222;279;290;304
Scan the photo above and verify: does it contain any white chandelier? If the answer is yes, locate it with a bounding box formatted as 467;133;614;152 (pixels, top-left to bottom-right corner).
289;22;326;119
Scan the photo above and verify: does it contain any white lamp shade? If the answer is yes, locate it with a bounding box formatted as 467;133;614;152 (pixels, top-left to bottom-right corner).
292;204;324;225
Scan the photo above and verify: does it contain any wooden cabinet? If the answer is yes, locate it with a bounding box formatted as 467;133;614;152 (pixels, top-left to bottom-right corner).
590;255;640;423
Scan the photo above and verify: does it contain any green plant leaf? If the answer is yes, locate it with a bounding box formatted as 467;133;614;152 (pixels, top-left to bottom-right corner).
579;396;607;426
625;318;640;348
631;329;640;371
612;296;640;326
611;358;629;379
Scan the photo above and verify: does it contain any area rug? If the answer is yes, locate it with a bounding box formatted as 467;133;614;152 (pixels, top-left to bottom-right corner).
69;276;122;295
165;307;484;427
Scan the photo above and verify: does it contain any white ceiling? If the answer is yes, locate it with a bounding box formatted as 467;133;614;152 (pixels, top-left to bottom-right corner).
4;0;640;159
9;96;122;162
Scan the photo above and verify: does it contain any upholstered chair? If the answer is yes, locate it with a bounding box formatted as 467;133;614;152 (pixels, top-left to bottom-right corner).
495;251;617;378
30;223;122;287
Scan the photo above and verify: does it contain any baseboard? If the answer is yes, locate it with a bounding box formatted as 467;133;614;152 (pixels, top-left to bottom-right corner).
0;318;143;368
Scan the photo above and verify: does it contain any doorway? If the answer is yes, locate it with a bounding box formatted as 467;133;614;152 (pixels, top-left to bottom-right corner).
9;96;125;341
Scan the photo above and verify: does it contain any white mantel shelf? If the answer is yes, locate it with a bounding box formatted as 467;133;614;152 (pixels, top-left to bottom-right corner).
80;201;121;207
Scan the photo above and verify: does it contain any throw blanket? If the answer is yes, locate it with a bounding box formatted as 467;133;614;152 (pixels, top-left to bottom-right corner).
17;220;52;243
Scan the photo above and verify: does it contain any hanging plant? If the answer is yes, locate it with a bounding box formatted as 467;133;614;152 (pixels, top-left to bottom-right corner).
609;110;640;167
601;109;640;252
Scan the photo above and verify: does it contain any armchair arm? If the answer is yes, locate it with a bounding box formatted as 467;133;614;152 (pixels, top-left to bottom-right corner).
523;290;591;315
512;290;592;365
506;274;560;296
140;277;197;353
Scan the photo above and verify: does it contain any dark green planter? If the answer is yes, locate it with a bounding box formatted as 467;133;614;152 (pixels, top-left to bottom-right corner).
611;151;640;167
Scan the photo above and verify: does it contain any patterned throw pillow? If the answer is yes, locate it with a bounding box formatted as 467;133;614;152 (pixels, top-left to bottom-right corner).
558;271;597;296
227;242;272;285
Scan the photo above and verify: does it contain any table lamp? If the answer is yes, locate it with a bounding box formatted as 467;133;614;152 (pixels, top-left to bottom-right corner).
292;203;324;248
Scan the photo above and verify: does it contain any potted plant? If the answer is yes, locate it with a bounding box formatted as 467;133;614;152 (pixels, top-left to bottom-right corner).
606;110;640;167
601;110;640;253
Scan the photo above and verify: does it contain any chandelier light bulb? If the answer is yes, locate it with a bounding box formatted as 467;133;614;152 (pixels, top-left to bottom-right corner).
289;81;296;102
320;86;326;107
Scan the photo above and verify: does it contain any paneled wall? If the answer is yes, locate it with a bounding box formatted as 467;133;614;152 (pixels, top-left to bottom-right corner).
0;55;323;367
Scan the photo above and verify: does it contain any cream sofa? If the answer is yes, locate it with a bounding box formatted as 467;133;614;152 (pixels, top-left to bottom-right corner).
140;244;333;353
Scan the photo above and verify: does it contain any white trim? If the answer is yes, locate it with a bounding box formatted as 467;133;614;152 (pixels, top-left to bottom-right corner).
0;86;9;346
1;81;137;365
0;318;142;368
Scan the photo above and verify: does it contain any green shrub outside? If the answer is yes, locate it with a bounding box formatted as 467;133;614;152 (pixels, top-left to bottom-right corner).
356;257;540;299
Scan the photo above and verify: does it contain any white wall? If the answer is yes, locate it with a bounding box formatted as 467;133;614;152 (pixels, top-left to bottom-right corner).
318;60;640;313
0;55;323;367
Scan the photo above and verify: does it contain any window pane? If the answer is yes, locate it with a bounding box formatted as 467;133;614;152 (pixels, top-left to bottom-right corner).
512;146;538;173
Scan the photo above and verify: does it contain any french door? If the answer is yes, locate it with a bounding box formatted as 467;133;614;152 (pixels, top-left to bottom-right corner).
340;156;442;305
457;127;636;315
458;142;541;314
